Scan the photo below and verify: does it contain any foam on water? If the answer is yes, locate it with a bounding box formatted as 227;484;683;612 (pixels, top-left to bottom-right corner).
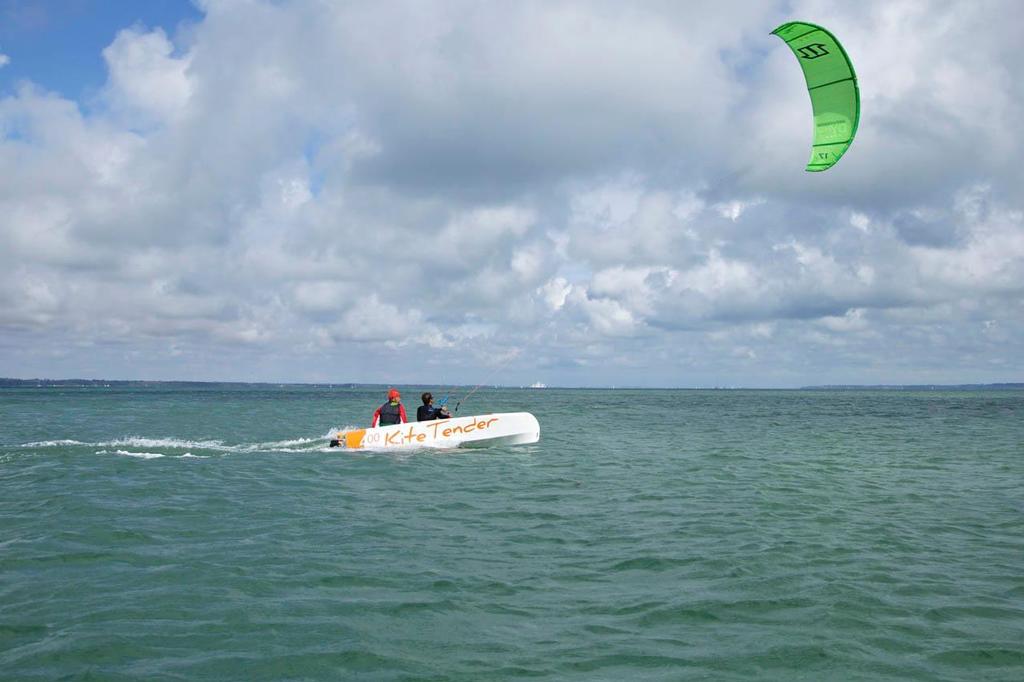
109;450;165;459
109;436;229;450
20;439;86;447
17;434;335;456
94;449;211;460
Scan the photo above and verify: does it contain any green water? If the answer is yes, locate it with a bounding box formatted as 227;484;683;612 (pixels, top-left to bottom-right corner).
2;386;1023;680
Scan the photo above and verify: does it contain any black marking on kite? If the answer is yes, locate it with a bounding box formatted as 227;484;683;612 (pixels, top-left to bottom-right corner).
797;43;830;59
783;28;823;44
808;76;855;91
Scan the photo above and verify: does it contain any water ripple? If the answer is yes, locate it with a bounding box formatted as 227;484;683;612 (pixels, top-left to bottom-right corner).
2;387;1023;680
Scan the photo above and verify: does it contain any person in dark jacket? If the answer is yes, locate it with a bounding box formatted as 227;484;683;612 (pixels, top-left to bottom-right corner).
416;392;451;422
372;388;408;427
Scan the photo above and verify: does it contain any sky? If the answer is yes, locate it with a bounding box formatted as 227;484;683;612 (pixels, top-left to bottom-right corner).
1;0;1023;387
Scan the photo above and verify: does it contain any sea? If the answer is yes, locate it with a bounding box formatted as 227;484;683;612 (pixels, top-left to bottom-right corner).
1;384;1022;680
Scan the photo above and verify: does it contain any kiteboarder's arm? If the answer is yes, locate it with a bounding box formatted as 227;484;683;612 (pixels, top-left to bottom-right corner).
371;406;382;428
399;405;408;423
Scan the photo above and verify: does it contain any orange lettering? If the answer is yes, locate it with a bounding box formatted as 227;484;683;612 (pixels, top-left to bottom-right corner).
442;427;452;437
385;431;401;445
416;433;425;442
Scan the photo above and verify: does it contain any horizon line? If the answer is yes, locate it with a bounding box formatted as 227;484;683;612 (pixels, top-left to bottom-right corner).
2;377;1023;391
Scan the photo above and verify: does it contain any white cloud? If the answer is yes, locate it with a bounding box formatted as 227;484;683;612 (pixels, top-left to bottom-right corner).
1;0;1023;386
574;290;640;337
102;27;193;125
820;309;869;333
538;277;572;312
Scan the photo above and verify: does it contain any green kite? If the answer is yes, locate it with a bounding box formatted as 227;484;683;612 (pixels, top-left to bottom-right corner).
772;21;860;172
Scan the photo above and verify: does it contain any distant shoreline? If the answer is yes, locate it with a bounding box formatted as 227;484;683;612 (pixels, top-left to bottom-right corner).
799;383;1024;391
2;378;1022;391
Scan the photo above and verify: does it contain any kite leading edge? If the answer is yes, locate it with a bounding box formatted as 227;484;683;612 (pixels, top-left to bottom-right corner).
772;21;860;172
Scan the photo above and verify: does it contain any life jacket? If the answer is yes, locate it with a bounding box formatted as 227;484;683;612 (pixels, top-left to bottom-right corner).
417;405;436;422
378;401;402;426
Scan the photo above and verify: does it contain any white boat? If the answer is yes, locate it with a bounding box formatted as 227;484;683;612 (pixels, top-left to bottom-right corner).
330;412;539;450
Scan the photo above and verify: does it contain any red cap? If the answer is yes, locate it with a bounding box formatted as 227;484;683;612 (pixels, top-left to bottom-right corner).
387;388;400;400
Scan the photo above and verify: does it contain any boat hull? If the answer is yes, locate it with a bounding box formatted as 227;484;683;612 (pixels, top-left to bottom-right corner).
332;412;539;450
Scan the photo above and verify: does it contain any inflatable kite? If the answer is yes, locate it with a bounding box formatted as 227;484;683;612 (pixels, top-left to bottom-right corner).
772;21;860;172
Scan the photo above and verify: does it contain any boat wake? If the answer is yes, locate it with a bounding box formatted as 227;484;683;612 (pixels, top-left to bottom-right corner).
14;429;356;459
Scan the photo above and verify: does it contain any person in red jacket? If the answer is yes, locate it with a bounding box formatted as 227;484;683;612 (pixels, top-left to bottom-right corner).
371;388;407;427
